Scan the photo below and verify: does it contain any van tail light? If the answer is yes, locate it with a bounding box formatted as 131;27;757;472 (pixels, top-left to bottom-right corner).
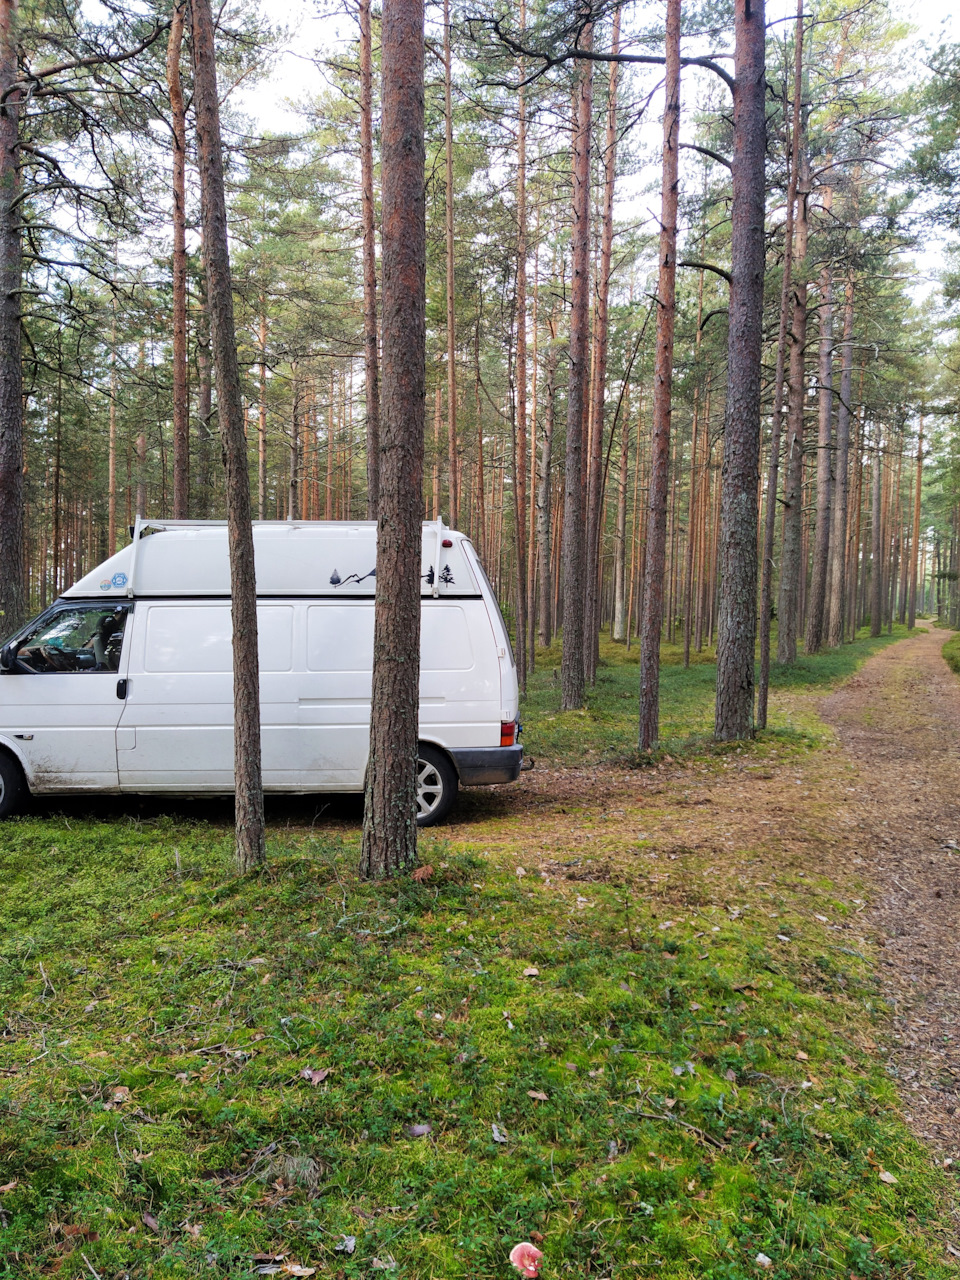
500;720;516;747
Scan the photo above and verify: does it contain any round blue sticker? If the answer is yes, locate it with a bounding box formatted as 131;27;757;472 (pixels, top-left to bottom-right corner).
111;572;128;588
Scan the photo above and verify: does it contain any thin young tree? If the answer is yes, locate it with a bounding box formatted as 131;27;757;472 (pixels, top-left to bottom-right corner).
638;0;680;751
714;0;768;740
360;0;426;878
0;0;23;635
191;0;265;872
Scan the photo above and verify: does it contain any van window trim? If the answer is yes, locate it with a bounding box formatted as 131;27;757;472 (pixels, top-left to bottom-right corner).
63;593;486;602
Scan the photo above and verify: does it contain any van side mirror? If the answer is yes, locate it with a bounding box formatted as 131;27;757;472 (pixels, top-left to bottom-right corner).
0;641;17;672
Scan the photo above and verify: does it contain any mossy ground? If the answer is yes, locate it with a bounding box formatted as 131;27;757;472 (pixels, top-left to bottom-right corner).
0;624;954;1279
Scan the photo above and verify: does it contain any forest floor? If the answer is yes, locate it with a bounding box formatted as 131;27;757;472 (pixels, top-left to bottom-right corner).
2;626;960;1278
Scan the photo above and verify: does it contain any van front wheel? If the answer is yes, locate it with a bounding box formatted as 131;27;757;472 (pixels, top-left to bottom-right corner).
416;745;458;827
0;753;26;819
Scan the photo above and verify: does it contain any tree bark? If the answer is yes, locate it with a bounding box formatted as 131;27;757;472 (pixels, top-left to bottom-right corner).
537;335;557;648
714;0;767;740
443;0;458;529
559;23;593;711
360;0;381;519
0;0;24;635
513;0;528;689
757;0;802;726
191;0;265;873
360;0;426;879
805;248;834;654
612;382;629;641
258;306;267;520
638;0;679;751
776;153;810;664
870;431;882;636
908;417;922;629
584;9;620;684
168;0;189;520
826;272;854;646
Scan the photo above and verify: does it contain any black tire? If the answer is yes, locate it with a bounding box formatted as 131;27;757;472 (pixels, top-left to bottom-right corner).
0;752;26;819
415;744;458;827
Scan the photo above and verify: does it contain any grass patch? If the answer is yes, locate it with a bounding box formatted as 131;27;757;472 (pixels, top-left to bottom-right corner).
522;626;914;766
941;632;960;677
0;816;953;1278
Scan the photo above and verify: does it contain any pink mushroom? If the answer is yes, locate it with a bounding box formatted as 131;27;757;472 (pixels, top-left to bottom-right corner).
510;1242;544;1277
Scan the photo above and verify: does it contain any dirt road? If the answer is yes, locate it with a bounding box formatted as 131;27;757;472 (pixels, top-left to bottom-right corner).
822;626;960;1158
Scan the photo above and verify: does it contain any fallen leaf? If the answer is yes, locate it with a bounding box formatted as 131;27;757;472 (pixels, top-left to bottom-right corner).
564;1062;578;1072
725;1069;737;1083
523;967;539;977
515;866;526;878
878;1170;898;1185
404;1123;432;1138
796;1051;809;1062
334;1236;356;1254
755;1253;773;1269
112;1086;131;1103
689;1002;702;1011
182;1222;202;1238
61;1225;98;1240
0;1180;17;1193
281;1266;316;1277
132;1151;154;1163
411;865;433;883
371;1256;397;1270
527;1090;548;1101
142;1212;160;1233
299;1067;330;1086
492;1122;509;1143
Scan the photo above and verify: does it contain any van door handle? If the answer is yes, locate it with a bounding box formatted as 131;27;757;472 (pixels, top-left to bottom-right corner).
116;678;127;700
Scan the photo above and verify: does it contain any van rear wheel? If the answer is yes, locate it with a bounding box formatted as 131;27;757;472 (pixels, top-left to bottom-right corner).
416;745;458;827
0;753;26;819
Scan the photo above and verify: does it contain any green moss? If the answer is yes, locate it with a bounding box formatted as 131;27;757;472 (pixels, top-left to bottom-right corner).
942;631;960;676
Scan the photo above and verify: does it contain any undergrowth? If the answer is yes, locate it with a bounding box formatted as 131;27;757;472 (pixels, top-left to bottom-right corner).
941;632;960;676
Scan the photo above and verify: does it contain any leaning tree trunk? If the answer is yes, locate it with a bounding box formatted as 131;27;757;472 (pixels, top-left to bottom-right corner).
360;0;426;879
192;0;265;873
359;0;381;518
713;0;767;741
0;0;24;636
168;0;189;520
638;0;680;751
559;22;593;712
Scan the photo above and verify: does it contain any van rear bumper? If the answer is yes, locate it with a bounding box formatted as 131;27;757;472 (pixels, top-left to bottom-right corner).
449;745;523;786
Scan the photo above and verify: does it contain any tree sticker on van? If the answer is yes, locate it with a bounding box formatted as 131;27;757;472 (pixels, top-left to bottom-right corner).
329;567;376;588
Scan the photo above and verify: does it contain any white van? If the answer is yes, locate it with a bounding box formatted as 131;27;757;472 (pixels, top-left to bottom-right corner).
0;519;525;825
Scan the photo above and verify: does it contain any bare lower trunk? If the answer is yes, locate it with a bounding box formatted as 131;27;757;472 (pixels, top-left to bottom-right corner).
192;0;265;873
258;308;267;520
360;0;426;878
638;0;679;751
195;291;213;518
443;0;458;529
360;0;380;518
537;338;557;648
0;0;24;636
714;0;767;740
826;274;854;646
776;156;810;664
168;0;189;520
612;385;629;641
908;419;922;628
584;10;620;684
805;254;834;653
559;25;592;711
870;432;882;636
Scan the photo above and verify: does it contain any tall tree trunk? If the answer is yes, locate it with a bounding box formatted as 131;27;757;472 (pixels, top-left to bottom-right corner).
191;0;265;873
870;432;882;637
537;335;557;648
360;0;381;518
908;417;922;629
513;1;528;690
638;0;679;751
559;23;593;711
805;248;834;654
258;306;268;520
443;0;458;528
776;152;810;664
826;272;854;645
714;0;768;740
360;0;426;879
584;9;620;684
168;0;189;520
195;282;213;517
108;300;118;554
612;383;629;641
0;0;24;635
758;1;802;724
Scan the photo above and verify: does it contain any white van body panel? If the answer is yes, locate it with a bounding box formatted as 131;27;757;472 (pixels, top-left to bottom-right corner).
1;520;520;799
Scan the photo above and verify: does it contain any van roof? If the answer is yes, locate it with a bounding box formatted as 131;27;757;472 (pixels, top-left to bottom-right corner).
63;519;481;601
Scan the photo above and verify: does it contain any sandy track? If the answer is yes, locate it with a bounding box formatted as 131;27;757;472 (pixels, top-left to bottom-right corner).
821;626;960;1158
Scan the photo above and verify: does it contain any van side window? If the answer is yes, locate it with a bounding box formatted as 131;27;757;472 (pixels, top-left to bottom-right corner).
15;605;129;674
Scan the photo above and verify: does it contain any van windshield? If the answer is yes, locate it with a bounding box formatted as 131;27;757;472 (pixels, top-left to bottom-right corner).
464;545;516;668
